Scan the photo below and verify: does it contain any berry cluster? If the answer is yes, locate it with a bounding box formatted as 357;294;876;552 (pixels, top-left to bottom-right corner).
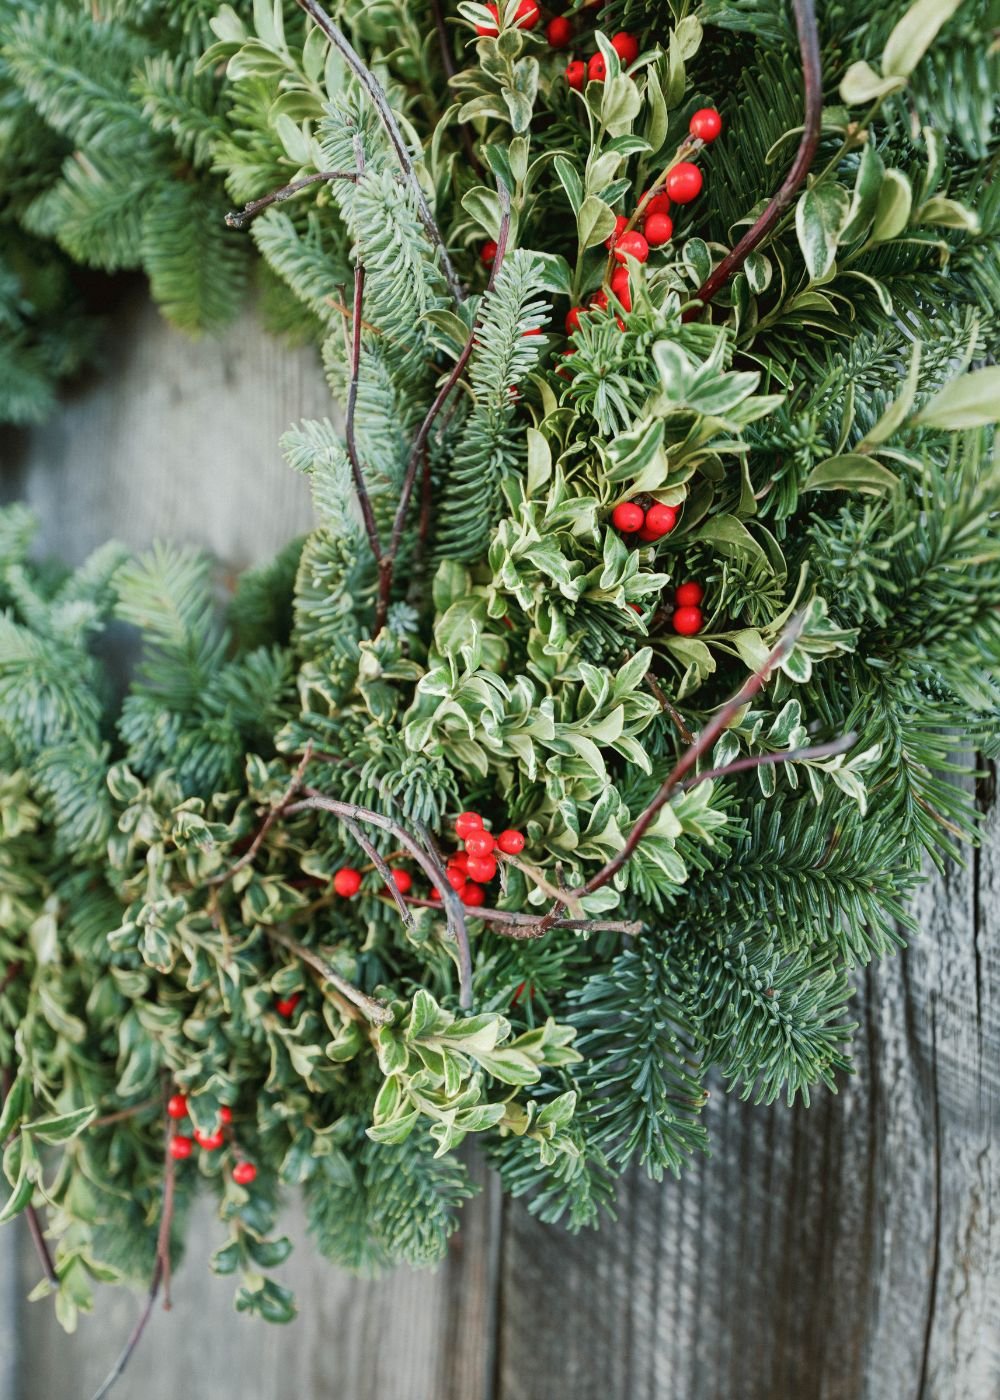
671;580;705;635
166;1094;256;1184
475;0;540;36
566;31;639;90
611;499;678;543
433;810;525;907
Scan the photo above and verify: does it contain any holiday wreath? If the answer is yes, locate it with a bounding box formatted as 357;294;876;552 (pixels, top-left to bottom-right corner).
1;0;998;1385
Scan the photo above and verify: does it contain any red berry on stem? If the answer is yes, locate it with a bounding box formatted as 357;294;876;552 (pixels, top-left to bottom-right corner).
611;32;640;64
644;213;673;247
565;305;585;335
476;3;499;37
467;854;498;883
233;1161;257;1186
275;993;301;1018
637;525;661;544
429;887;442;900
614;231;649;264
195;1128;225;1152
333;867;362;897
673;605;704;635
446;864;467;891
689;108;723;142
497;829;525;855
451;849;470;870
675;581;704;606
566;59;586;91
612;501;645;533
480;239;498;265
455;811;484;840
666;162;703;203
590;289;609;311
546;15;573;47
610;266;632;311
604;214;629;250
391;868;412;895
167;1094;188;1120
643;190;672;218
464;830;495;857
645;503;678;537
461;882;486;907
587;53;607;82
169;1135;193;1161
514;0;540;28
218;1106;233;1125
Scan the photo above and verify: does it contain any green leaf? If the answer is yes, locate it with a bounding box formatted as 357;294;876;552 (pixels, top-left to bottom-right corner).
911;368;1000;431
917;196;980;233
841;143;885;243
839;61;907;105
804;454;899;494
577;195;617;251
795;183;850;281
882;0;965;77
870;170;912;243
860;342;922;447
26;1106;96;1144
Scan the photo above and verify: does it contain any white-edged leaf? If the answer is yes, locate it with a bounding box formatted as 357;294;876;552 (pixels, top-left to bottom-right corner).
882;0;964;77
795;182;850;281
911;368;1000;431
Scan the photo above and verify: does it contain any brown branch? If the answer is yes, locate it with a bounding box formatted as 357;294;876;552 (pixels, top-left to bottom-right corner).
208;745;313;888
684;0;822;316
644;673;694;745
374;179;512;632
294;0;464;301
284;792;474;1009
92;1096;159;1128
1;1067;58;1289
343;137;384;568
341;817;413;929
402;895;643;940
427;0;486;176
225;171;357;229
416;821;473;1009
89;1107;177;1400
267;927;393;1026
675;734;858;793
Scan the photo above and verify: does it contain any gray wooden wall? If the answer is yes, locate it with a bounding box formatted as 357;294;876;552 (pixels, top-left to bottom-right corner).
3;293;998;1400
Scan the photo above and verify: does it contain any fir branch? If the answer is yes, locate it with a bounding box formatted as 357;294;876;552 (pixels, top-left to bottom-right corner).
293;0;464;302
344;137;384;568
688;0;822;313
225;172;358;230
375;179;512;631
677;735;858;793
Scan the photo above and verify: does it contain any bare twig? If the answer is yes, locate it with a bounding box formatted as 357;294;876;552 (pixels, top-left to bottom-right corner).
685;0;822;315
644;673;694;745
403;895;644;940
89;1108;176;1400
267;927;393;1026
374;180;512;632
416;821;473;1009
343;137;384;567
676;734;857;793
93;1096;159;1128
225;171;357;229
342;817;413;928
208;745;313;888
294;0;464;301
427;0;486;176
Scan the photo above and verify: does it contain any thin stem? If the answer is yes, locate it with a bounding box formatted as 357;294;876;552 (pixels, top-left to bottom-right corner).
374;180;512;632
92;1097;159;1128
344;137;384;566
427;0;486;176
685;0;822;316
645;673;694;745
341;817;413;929
208;745;313;888
267;927;393;1026
416;821;473;1010
675;734;857;793
294;0;464;302
89;1108;176;1400
225;171;356;229
402;895;643;939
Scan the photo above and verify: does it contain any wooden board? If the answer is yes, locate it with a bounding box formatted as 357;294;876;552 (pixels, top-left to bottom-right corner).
5;293;998;1400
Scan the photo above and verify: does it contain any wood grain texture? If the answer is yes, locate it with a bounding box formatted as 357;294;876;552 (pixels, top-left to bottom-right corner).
5;294;998;1400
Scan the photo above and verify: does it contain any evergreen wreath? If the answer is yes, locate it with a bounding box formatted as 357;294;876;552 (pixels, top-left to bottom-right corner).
1;0;998;1388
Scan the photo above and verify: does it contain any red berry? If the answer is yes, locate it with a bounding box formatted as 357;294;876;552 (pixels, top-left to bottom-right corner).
461;882;486;906
673;605;704;635
566;59;586;91
612;501;645;533
614;231;648;264
644;503;678;538
689;108;723;142
475;3;499;37
169;1135;193;1161
523;327;542;336
565;305;586;335
512;980;528;1007
610;266;632;311
464;831;495;857
546;15;573;47
390;868;412;895
643;190;672;218
666;162;703;204
451;849;471;870
637;525;660;544
167;1094;188;1120
588;53;607;83
611;32;640;64
644;213;673;247
430;887;442;900
675;581;704;606
497;829;525;855
232;1161;257;1186
590;290;609;311
195;1128;225;1151
455;811;484;840
604;214;629;250
629;603;642;614
218;1106;233;1125
275;993;301;1018
467;854;498;883
513;0;541;29
481;239;498;265
446;864;467;891
333;867;362;897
